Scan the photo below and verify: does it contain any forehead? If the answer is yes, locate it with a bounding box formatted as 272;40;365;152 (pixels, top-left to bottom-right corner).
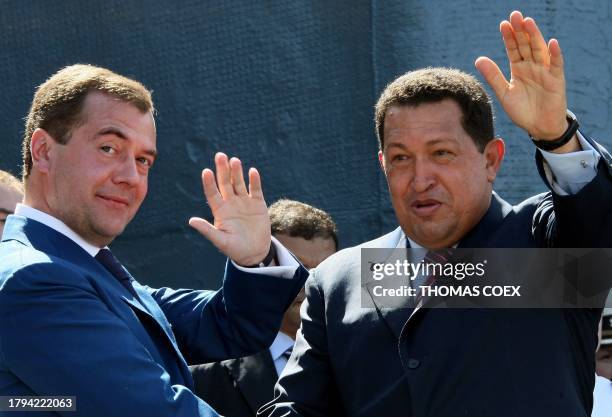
274;234;336;267
0;184;23;211
78;91;156;144
384;99;468;147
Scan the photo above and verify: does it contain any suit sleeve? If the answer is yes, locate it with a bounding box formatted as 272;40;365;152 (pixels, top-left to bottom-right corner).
257;269;345;417
534;137;612;247
0;262;221;417
149;260;309;364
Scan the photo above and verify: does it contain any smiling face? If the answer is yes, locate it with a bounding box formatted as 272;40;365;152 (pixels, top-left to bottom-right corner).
37;91;157;247
379;99;503;249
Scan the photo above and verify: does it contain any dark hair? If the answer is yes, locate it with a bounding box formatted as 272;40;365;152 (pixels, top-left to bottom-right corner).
375;67;494;151
269;199;338;250
22;64;154;178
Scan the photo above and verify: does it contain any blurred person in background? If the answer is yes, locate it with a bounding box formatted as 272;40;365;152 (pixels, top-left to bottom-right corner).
0;169;23;236
597;307;612;379
593;306;612;416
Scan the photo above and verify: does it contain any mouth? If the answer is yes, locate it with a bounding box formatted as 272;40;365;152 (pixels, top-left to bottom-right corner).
97;195;130;208
411;199;442;217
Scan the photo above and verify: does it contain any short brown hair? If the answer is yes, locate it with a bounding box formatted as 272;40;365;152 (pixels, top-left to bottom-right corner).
22;64;154;178
0;170;24;194
375;67;494;151
269;199;338;249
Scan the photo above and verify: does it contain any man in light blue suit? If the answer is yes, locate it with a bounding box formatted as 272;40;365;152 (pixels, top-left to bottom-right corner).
0;64;308;416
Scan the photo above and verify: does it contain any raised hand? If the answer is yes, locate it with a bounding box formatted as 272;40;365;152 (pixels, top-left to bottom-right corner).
189;152;271;266
475;11;572;144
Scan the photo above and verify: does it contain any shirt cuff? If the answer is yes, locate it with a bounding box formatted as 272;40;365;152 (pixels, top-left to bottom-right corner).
231;236;300;279
540;130;600;195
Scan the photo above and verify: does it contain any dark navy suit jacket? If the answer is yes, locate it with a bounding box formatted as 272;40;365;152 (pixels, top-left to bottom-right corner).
259;140;612;417
191;349;279;417
0;216;307;417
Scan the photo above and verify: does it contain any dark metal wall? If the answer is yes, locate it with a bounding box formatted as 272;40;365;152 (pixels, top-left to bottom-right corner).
1;1;610;289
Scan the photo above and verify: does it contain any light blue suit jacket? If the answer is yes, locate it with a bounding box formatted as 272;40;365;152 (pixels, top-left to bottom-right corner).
0;216;308;417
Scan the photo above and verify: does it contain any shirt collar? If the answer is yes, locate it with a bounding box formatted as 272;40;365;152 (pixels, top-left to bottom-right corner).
14;203;103;257
268;331;295;361
404;234;422;249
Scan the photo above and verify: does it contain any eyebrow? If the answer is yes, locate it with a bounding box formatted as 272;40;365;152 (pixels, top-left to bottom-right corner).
98;127;158;158
385;137;457;150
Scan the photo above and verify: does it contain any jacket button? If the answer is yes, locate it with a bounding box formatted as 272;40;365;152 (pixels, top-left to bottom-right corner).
407;359;420;369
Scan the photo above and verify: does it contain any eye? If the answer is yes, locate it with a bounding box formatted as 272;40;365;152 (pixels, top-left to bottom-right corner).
100;145;116;154
433;149;455;160
136;157;153;168
391;154;410;162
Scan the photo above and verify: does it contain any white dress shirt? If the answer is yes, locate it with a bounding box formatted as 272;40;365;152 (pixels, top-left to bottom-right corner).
539;131;600;195
593;375;612;417
268;331;295;376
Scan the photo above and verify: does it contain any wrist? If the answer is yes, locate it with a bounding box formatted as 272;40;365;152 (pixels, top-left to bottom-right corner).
530;110;579;152
241;243;277;268
531;119;570;141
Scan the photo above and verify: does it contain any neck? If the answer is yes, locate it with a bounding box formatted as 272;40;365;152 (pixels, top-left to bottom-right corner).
279;327;297;341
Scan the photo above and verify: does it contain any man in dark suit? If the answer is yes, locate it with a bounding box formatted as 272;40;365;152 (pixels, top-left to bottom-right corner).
0;64;307;417
259;11;612;417
191;199;338;416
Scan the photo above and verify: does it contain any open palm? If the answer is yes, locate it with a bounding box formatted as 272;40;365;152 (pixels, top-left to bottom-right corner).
476;11;568;140
189;152;271;267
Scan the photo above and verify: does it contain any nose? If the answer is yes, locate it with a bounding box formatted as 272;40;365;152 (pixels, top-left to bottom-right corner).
411;158;436;193
113;155;140;186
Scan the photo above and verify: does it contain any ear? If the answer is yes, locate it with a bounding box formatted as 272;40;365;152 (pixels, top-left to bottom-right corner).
483;138;505;183
30;128;56;175
378;150;387;174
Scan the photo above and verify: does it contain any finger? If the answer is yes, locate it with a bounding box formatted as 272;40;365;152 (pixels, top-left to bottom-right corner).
188;217;227;251
230;157;248;196
248;167;264;199
509;10;533;61
214;152;233;199
548;38;564;78
500;20;522;64
523;17;549;65
475;57;509;101
201;168;223;210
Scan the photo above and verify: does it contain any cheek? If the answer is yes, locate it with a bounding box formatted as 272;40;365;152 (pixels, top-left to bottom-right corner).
387;171;411;195
136;177;148;199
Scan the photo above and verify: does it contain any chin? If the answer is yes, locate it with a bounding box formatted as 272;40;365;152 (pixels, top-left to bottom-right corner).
93;223;127;242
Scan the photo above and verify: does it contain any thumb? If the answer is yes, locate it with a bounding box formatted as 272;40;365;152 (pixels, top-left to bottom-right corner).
475;56;509;102
189;217;227;251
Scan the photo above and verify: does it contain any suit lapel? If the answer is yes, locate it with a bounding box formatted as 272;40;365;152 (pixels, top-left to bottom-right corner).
225;351;279;413
363;228;414;340
131;282;192;383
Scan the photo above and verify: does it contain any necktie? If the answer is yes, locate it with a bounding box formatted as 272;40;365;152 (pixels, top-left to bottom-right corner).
415;249;454;306
95;248;138;297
